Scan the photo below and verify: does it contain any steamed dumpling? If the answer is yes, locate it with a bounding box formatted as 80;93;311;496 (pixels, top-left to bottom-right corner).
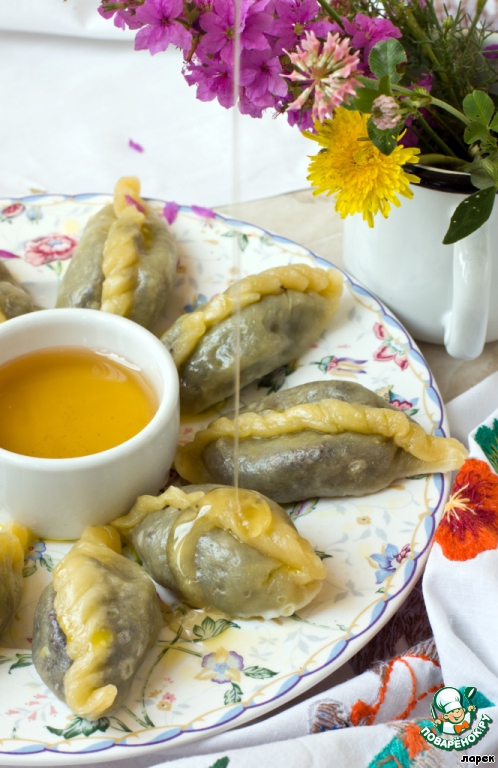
32;526;162;721
56;177;177;330
161;264;343;414
175;381;467;502
0;522;30;637
0;262;34;322
112;485;327;619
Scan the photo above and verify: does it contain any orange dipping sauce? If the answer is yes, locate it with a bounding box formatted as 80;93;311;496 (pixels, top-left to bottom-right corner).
0;347;157;458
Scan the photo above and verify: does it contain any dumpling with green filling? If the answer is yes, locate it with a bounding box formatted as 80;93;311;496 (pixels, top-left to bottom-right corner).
0;521;30;637
174;380;468;502
112;485;327;620
56;177;177;331
0;262;34;323
160;263;343;414
32;526;162;721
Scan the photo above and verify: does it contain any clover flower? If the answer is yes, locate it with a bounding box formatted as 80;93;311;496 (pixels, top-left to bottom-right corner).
285;31;360;122
371;94;402;130
305;108;420;227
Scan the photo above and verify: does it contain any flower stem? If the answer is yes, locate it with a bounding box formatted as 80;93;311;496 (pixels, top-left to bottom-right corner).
418;154;468;167
463;0;487;55
416;113;459;157
316;0;345;29
401;7;459;106
430;97;470;126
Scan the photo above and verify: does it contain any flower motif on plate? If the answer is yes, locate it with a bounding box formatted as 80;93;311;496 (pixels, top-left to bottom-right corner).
24;233;78;266
369;542;411;583
376;384;419;416
372;322;408;370
312;353;367;377
0;202;24;222
197;648;244;685
184;293;208;313
23;541;54;578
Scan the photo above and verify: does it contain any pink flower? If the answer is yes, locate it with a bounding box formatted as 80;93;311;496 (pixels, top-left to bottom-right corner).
390;398;413;410
1;202;24;219
269;0;330;51
192;205;216;218
338;14;401;68
129;138;144;152
98;3;143;30
286;106;314;131
162;691;176;701
198;0;272;65
0;250;20;259
163;201;179;224
371;94;401;130
134;0;192;54
185;54;253;109
241;48;288;106
24;234;78;267
125;194;146;213
373;323;409;370
373;321;387;340
285;30;360;122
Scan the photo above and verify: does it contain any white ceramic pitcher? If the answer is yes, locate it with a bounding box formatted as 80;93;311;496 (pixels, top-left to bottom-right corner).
342;166;498;360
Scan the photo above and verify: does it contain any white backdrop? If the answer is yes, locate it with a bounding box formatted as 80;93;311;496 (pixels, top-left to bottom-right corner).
0;0;309;206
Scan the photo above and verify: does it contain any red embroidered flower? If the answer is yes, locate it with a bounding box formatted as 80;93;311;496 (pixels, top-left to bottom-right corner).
24;233;78;267
434;458;498;561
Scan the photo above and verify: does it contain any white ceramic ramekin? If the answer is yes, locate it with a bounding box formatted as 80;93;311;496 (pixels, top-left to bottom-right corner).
0;309;179;540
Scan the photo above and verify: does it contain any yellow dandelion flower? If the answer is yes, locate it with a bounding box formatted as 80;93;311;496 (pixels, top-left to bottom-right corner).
305;108;420;227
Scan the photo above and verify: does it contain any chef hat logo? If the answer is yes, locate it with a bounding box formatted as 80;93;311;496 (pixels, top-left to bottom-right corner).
433;687;464;714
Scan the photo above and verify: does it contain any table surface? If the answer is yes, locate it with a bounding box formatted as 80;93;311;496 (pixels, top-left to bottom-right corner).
218;189;498;405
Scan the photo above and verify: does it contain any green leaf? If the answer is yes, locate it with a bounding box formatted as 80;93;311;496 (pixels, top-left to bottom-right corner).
474;419;498;472
209;758;230;768
377;74;392;97
237;233;249;252
22;563;37;578
82;717;110;737
470;165;497;190
490;112;498;132
442;186;496;244
47;716;110;740
356;76;379;90
221;230;237;238
368;39;407;84
464;120;490;145
193;617;240;640
9;653;33;673
367;118;399;155
224;683;243;705
353;87;377;113
194;616;215;639
315;550;332;560
0;656;11;666
242;666;277;679
40;555;54;572
462;90;495;126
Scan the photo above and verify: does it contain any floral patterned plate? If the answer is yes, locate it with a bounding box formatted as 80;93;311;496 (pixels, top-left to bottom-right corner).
0;194;449;765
